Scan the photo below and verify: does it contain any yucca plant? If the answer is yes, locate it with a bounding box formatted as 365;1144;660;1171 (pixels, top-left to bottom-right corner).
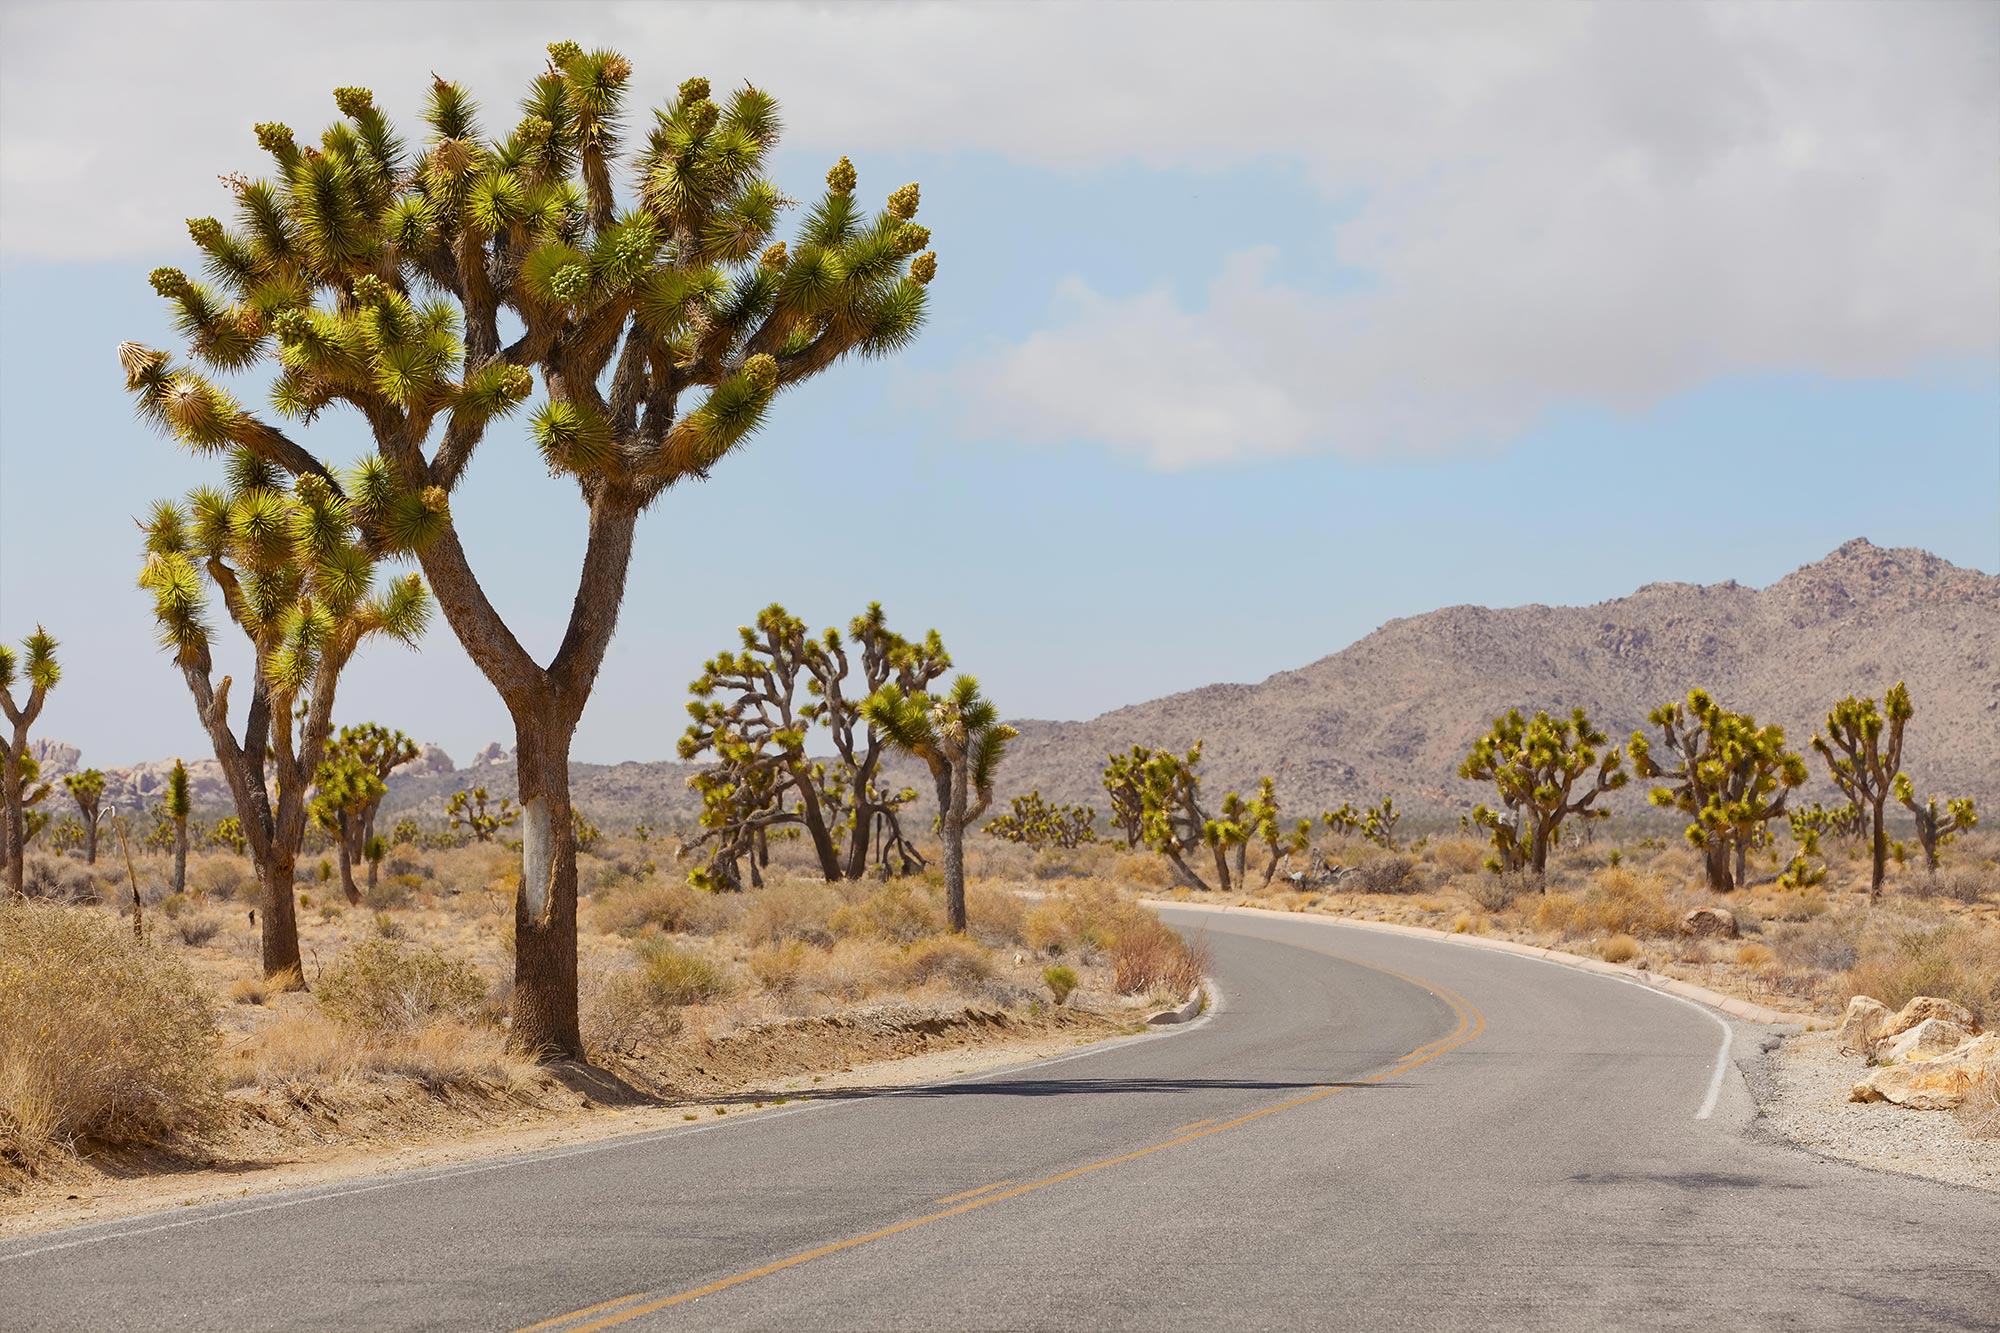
122;46;939;1055
1810;682;1912;900
1459;707;1627;878
61;767;107;866
680;602;948;889
1630;689;1808;892
133;468;429;982
0;628;60;897
860;676;1014;932
166;759;193;896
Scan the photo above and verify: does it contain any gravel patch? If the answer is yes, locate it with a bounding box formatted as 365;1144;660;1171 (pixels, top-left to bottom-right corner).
1749;1028;2000;1191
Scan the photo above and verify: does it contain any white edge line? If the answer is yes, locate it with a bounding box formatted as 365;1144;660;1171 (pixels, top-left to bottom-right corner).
0;985;1223;1264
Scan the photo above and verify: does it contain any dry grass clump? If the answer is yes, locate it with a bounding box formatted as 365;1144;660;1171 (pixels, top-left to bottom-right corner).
0;901;219;1160
830;881;942;943
742;880;841;945
631;940;735;1005
897;936;994;992
1529;867;1678;939
1428;839;1488;876
1842;921;2000;1023
591;877;732;937
1598;934;1640;964
232;1012;536;1096
315;938;490;1037
1956;1071;2000;1140
1112;919;1209;997
964;882;1027;945
1348;854;1424;895
746;937;900;1002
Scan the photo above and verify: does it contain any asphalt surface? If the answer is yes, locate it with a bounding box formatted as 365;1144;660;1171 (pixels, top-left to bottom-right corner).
5;906;1998;1332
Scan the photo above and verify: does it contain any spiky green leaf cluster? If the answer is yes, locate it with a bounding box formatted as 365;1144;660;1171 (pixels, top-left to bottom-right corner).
984;791;1098;850
1459;707;1627;874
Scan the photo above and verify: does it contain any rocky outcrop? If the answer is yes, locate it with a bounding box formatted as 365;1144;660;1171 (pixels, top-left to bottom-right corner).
1851;1033;2000;1111
1679;906;1738;940
1877;1017;1980;1064
1876;996;1980;1047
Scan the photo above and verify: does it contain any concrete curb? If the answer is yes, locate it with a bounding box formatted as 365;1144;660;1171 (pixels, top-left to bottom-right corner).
1143;899;1823;1029
1144;984;1207;1026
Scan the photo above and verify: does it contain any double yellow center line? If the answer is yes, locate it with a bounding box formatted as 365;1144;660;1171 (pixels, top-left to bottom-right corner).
522;968;1484;1333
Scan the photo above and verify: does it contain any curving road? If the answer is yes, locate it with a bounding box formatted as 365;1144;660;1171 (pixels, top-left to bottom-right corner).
5;906;1997;1331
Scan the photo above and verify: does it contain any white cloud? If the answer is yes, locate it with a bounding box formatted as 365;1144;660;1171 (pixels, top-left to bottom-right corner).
4;2;1993;463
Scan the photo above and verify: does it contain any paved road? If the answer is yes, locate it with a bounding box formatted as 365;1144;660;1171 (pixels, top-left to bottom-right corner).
6;906;1997;1331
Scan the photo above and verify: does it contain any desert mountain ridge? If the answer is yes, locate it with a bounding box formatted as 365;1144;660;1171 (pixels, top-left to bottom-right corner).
32;539;1997;828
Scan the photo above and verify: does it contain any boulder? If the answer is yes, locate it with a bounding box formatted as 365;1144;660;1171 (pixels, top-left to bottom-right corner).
1850;1033;2000;1110
1876;1017;1979;1064
1877;996;1980;1046
1680;906;1739;939
1836;995;1892;1055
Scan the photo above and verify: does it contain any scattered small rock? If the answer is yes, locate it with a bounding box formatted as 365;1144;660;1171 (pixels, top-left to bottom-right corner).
1680;906;1738;940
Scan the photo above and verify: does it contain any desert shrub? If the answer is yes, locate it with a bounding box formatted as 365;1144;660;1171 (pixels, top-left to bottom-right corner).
830;881;942;943
746;937;897;1003
633;941;734;1005
1467;875;1525;912
1570;867;1678;937
1111;919;1208;997
1110;850;1177;890
1025;881;1134;955
1428;839;1487;876
170;913;224;947
315;938;488;1037
234;1011;535;1094
592;877;729;936
742;881;840;946
1957;1070;2000;1140
22;856;100;904
897;937;994;992
1769;918;1861;974
1736;942;1776;969
364;876;414;911
0;901;219;1157
1599;934;1640;964
964;882;1027;946
748;939;814;994
1844;921;2000;1023
1043;964;1079;1005
1922;867;1995;905
1533;892;1581;935
230;973;273;1006
1349;855;1422;895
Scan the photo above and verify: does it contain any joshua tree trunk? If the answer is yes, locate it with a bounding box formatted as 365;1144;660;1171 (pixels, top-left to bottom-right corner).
512;716;581;1057
1210;842;1233;894
83;815;99;866
941;754;969;934
1;790;21;898
1702;840;1736;893
1530;818;1554;876
335;811;361;906
363;806;381;891
258;853;303;979
793;778;842;882
1867;797;1888;899
1733;837;1749;890
172;816;189;896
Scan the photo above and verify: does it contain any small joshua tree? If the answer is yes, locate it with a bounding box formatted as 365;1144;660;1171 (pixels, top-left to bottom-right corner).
1246;777;1311;888
861;676;1015;933
1893;773;1975;874
984;791;1098;850
447;786;517;843
680;603;948;889
310;750;385;904
1359;797;1401;851
1810;682;1911;900
1630;689;1807;892
1321;804;1363;841
1103;743;1220;892
0;628;59;897
209;814;247;855
62;768;107;865
317;724;420;894
1459;707;1627;877
1203;789;1252;893
166;759;193;896
136;466;428;982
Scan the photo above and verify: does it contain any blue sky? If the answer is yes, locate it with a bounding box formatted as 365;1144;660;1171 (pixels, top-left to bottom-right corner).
2;2;1996;768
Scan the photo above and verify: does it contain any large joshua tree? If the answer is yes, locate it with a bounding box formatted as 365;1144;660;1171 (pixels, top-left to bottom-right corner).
1630;689;1807;893
124;46;938;1056
1459;707;1627;877
1811;682;1911;900
62;767;107;866
1103;743;1220;891
134;470;429;981
860;677;1015;933
0;629;60;897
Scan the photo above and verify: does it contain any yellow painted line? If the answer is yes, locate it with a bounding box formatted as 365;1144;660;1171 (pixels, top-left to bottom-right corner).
1171;1119;1217;1133
512;1291;647;1332
932;1180;1014;1205
527;966;1485;1333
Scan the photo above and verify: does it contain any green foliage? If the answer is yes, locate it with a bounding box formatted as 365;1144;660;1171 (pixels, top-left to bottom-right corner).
391;816;420;845
165;758;193;820
208;814;247;854
571;807;602;853
1630;688;1807;891
681;602;948;888
446;786;516;842
315;937;489;1036
1357;797;1401;850
1042;964;1079;1006
984;791;1097;850
1459;707;1627;875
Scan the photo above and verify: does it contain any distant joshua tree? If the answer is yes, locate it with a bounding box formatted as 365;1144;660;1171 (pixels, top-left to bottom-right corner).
447;787;517;844
1459;707;1627;877
1892;773;1976;874
1630;689;1807;892
313;724;420;899
62;767;107;865
862;676;1015;933
166;759;193;896
0;628;60;897
984;791;1098;851
1810;682;1911;900
1103;743;1221;892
